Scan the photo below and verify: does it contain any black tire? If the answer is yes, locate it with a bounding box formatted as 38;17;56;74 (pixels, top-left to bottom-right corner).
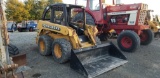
18;28;22;32
38;35;53;56
72;12;95;25
52;38;71;63
98;33;108;41
29;27;33;32
140;29;154;45
117;30;140;52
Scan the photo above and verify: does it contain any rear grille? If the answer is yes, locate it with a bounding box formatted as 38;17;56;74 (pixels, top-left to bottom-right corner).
138;10;147;25
138;3;148;25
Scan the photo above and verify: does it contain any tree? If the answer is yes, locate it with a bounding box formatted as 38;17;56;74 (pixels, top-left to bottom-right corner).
48;0;63;4
6;0;63;21
5;0;30;23
24;0;48;20
47;0;63;18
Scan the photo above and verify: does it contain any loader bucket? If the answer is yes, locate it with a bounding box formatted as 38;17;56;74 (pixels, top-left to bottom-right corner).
12;53;27;66
70;42;127;78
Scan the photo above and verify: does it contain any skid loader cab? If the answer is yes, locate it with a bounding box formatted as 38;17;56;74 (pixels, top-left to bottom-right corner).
42;4;86;36
37;3;127;78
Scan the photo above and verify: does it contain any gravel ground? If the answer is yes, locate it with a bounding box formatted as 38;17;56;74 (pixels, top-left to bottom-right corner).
9;32;160;78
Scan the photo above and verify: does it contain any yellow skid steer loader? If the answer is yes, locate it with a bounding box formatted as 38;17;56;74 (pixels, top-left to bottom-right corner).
145;10;160;38
36;3;127;78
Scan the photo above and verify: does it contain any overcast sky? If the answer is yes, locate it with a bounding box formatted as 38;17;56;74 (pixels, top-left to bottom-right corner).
63;0;160;15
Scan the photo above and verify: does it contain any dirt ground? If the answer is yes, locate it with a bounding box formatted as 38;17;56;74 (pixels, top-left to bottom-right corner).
9;32;160;78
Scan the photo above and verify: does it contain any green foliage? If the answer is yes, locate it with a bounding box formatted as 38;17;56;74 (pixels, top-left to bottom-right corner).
5;0;30;23
5;0;63;22
24;0;48;20
48;0;63;4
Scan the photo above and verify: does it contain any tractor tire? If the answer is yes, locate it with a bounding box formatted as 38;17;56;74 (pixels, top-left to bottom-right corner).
52;38;71;63
38;35;53;56
98;33;108;41
140;29;154;45
72;12;95;25
117;30;140;52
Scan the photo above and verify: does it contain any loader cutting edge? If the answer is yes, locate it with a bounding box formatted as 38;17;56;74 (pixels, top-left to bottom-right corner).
70;42;127;78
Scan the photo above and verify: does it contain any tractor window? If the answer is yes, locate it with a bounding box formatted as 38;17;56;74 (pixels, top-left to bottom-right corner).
55;11;63;20
71;9;78;18
76;0;87;7
43;6;51;20
52;6;64;24
45;10;51;20
89;0;100;11
54;11;64;24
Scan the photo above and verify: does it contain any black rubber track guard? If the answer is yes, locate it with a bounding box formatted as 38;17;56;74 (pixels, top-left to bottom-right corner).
70;42;127;78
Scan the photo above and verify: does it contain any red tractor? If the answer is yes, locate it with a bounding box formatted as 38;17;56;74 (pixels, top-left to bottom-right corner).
73;0;154;52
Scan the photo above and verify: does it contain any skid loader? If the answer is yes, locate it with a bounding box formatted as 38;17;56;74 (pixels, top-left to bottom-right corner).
145;10;160;39
36;3;127;78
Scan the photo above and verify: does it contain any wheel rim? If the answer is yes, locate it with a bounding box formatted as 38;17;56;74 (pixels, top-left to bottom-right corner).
54;44;62;58
121;36;133;48
140;32;148;42
39;40;45;52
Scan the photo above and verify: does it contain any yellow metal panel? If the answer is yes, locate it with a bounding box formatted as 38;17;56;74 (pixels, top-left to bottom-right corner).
48;33;70;41
38;20;68;35
81;42;93;48
37;20;75;36
147;21;158;32
84;25;98;45
36;20;99;50
36;20;83;50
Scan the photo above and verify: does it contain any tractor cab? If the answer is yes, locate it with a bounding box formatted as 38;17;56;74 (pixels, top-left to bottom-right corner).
42;4;87;35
